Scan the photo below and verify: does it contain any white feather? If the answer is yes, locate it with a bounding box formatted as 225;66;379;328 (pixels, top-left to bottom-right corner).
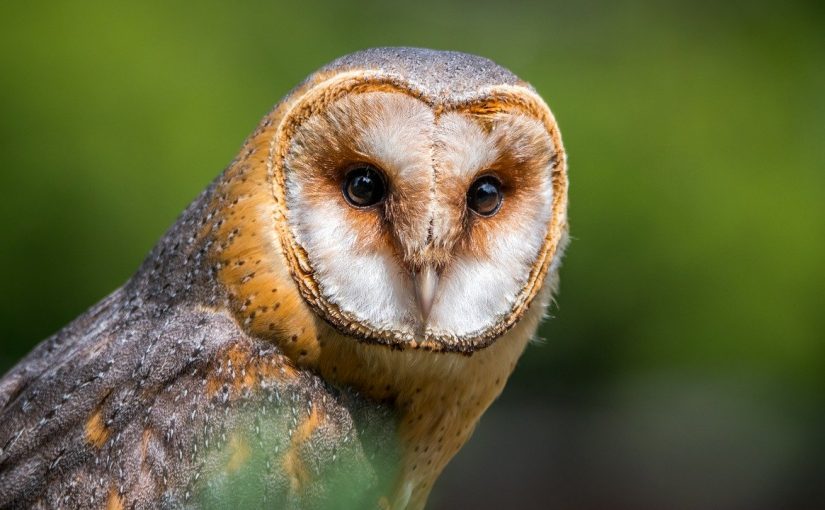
285;92;555;340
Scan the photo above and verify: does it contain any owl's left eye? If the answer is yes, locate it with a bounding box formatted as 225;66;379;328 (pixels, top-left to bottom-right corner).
342;164;387;208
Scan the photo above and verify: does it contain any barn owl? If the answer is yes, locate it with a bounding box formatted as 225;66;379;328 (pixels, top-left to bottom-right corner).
0;47;568;509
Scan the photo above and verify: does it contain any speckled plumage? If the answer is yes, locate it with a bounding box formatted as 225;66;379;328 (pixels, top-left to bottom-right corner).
0;47;568;509
318;47;524;101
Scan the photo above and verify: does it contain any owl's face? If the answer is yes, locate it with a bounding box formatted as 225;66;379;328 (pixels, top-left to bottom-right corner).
272;73;565;352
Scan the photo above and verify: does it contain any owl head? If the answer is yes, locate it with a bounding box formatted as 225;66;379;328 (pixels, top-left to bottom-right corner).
266;48;567;354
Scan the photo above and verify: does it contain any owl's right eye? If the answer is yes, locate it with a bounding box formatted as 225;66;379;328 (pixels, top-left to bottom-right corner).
467;175;503;217
342;164;387;208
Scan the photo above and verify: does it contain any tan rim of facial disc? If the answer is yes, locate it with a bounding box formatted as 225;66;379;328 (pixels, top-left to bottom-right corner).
268;71;568;353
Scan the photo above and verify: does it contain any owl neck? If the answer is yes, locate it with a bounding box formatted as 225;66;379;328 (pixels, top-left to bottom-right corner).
312;302;543;509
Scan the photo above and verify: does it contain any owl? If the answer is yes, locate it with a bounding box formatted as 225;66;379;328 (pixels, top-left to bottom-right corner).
0;47;568;509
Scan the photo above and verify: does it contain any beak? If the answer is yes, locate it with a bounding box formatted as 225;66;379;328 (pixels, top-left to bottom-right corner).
414;265;439;322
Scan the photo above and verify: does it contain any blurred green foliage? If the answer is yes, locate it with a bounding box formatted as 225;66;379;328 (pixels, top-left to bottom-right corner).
1;0;823;507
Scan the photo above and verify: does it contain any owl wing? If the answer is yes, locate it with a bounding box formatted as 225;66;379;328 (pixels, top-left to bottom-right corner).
0;288;400;509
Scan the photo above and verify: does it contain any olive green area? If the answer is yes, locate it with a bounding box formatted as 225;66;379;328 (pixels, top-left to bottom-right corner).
196;403;400;510
1;1;822;508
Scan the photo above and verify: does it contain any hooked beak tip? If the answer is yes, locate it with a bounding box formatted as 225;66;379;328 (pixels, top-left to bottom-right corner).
414;265;439;322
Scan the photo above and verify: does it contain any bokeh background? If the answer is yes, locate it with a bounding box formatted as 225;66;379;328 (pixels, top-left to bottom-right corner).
1;1;823;508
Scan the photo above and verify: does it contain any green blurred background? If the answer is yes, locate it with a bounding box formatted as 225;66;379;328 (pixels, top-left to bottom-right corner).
1;1;823;508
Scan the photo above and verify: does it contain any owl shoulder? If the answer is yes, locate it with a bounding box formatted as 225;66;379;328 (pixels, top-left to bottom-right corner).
0;295;399;509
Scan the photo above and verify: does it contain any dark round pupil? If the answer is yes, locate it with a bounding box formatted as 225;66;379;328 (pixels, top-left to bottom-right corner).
468;177;502;216
344;166;385;207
